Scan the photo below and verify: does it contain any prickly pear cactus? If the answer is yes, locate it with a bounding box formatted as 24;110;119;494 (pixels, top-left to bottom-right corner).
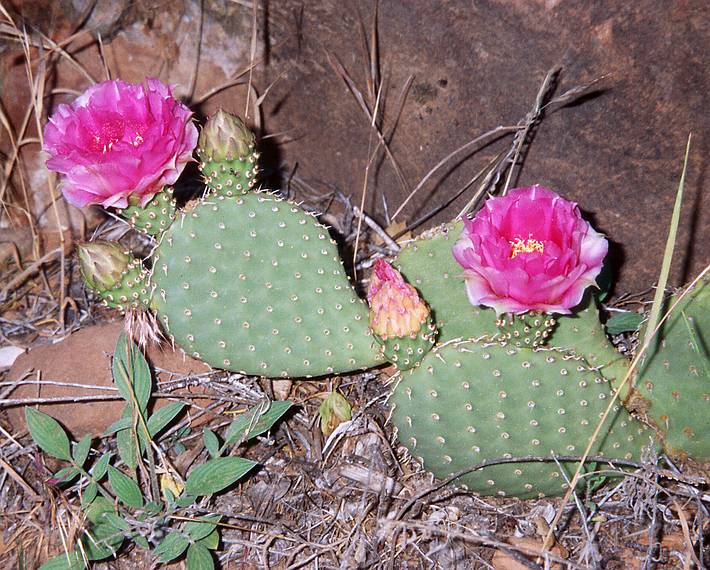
150;191;384;378
391;339;651;498
196;110;259;197
632;276;710;459
394;222;631;387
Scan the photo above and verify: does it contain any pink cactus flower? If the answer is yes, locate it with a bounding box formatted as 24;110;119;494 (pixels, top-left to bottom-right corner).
368;259;429;339
452;185;608;315
43;78;198;209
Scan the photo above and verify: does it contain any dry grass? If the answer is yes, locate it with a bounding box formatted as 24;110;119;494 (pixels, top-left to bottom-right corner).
0;2;708;569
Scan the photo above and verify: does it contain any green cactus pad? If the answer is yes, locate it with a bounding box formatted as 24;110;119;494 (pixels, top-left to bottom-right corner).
634;276;710;459
377;318;437;370
117;188;176;237
198;152;259;197
150;192;384;377
99;258;151;312
391;340;650;498
550;293;632;391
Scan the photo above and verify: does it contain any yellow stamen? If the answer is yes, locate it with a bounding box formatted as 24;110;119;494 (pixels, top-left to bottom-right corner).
509;235;544;258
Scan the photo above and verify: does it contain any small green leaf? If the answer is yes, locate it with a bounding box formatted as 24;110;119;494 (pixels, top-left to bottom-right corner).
112;332;151;414
81;501;125;561
595;260;613;303
72;435;92;467
133;535;150;549
108;466;144;508
142;501;163;515
185;457;257;496
199;529;220;550
186;543;214;570
147;402;186;437
173;442;187;455
104;416;132;435
91;452;111;480
24;407;72;461
606;311;644;335
185;514;221;541
103;512;131;532
83;520;124;560
224;401;293;447
86;496;115;524
154;532;189;563
116;407;138;470
52;466;79;484
38;550;84;570
202;428;220;458
81;481;98;508
175;493;198;508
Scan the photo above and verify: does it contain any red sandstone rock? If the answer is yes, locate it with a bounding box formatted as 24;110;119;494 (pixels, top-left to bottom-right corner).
4;321;215;438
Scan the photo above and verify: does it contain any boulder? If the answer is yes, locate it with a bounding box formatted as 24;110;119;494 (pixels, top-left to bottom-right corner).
4;321;214;438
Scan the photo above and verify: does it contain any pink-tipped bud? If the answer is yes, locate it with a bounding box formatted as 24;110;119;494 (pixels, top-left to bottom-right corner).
368;259;429;340
77;241;131;292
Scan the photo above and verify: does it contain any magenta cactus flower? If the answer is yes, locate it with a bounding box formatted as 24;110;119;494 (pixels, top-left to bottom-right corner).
43;78;198;209
453;185;608;315
368;259;430;339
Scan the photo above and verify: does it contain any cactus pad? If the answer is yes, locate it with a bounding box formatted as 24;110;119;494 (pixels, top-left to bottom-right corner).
117;188;176;237
150;192;384;377
634;276;710;459
391;340;650;498
376;319;437;370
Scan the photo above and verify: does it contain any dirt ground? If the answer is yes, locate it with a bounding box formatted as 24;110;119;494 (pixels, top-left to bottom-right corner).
1;1;708;568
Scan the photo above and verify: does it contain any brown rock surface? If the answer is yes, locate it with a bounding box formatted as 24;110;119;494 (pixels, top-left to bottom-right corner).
4;321;213;438
1;0;707;294
261;0;709;294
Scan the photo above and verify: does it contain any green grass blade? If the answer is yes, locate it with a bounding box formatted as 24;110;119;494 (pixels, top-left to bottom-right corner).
639;134;692;361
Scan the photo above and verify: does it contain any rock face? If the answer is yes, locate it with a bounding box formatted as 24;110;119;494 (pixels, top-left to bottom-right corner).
4;321;212;437
1;0;708;294
260;0;709;294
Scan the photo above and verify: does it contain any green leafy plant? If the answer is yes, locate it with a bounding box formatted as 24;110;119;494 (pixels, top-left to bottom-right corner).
27;333;292;569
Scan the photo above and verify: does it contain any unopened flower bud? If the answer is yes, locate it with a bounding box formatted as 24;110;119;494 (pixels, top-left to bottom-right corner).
197;109;255;163
319;391;352;437
77;241;131;291
368;259;429;340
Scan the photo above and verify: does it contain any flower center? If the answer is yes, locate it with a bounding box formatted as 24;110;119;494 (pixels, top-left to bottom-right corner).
509;235;545;258
90;119;145;154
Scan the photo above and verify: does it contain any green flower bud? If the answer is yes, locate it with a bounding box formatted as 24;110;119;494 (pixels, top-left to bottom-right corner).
197;109;256;163
319;391;352;437
77;241;131;292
